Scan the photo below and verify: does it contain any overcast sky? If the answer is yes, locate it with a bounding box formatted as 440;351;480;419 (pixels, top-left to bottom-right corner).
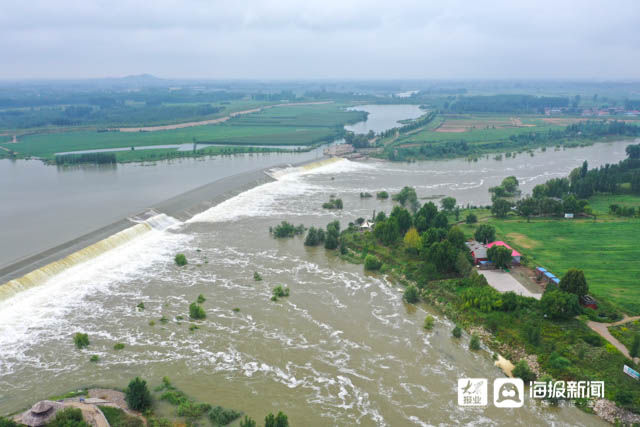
2;0;639;80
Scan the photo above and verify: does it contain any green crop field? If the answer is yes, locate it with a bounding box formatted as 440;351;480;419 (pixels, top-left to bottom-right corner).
1;103;364;160
484;214;640;314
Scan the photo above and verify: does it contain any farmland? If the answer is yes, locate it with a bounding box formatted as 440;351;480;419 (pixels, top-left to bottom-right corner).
1;103;365;160
378;113;640;161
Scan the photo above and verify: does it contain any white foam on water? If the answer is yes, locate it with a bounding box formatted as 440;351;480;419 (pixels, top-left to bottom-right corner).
0;228;191;376
188;158;373;223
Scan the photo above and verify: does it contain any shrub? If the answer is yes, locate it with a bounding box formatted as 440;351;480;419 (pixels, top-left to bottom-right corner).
364;255;382;271
549;351;571;371
264;412;289;427
159;315;168;324
0;418;19;427
423;315;434;330
114;343;125;350
189;303;206;320
271;286;290;301
360;192;372;198
136;302;145;310
208;406;242;426
48;408;88;427
501;291;519;311
197;294;206;304
125;377;152;412
469;334;481;350
452;326;462;338
465;213;478;224
174;254;187;266
403;285;420;303
582;333;604;347
271;221;305;238
512;360;536;382
461;286;502;313
73;333;90;349
239;416;257;427
322;198;343;209
615;389;633;406
253;272;262;281
376;191;389;199
90;355;99;362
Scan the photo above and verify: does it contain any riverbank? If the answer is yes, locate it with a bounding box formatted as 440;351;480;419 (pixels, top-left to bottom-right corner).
339;227;640;423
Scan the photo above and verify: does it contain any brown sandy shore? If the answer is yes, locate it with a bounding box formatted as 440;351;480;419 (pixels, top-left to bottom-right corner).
116;101;333;132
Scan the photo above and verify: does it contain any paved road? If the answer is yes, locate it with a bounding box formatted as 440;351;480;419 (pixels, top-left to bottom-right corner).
479;269;543;300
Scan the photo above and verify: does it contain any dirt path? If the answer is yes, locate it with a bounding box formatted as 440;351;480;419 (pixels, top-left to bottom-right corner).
117;101;333;133
587;315;640;360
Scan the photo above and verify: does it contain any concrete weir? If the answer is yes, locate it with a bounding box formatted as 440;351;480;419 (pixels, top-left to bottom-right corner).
0;163;284;299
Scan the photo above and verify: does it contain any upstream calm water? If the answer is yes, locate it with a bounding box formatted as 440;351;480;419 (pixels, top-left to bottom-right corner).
0;140;633;425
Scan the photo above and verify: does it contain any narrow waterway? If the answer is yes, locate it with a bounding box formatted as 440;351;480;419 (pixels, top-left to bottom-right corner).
0;140;632;425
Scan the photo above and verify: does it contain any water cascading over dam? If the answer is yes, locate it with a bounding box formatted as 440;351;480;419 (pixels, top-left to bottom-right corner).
0;213;180;301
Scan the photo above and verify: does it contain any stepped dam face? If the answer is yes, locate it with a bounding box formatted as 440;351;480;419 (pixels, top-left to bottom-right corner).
0;142;631;425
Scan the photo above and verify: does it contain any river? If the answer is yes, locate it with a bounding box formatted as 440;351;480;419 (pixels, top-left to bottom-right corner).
0;137;633;424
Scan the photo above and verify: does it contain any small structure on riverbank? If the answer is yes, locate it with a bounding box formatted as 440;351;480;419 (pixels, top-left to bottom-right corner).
324;144;354;157
18;400;64;426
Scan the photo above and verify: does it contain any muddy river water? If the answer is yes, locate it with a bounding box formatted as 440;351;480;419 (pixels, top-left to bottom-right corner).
0;137;634;425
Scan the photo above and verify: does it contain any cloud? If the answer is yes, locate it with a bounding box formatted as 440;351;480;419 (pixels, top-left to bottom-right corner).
1;0;639;79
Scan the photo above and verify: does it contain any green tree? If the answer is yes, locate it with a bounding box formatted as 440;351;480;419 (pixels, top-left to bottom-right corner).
474;224;496;244
239;416;256;427
423;315;434;330
440;197;456;212
390;206;412;235
501;176;519;194
559;268;589;297
324;221;340;249
491;198;513;218
487;245;512;269
465;213;478;224
469;334;481;350
403;285;420;303
540;290;581;319
446;226;466;250
392;186;419;212
516;197;537;222
433;212;448;229
403;228;421;254
428;240;457;273
125;377;152;411
264;411;288;427
414;202;438;232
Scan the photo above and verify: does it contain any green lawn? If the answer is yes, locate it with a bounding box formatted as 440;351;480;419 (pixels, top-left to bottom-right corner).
484;216;640;314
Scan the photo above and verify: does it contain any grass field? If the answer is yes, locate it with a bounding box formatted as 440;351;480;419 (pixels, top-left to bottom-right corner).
1;103;364;160
481;214;640;314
